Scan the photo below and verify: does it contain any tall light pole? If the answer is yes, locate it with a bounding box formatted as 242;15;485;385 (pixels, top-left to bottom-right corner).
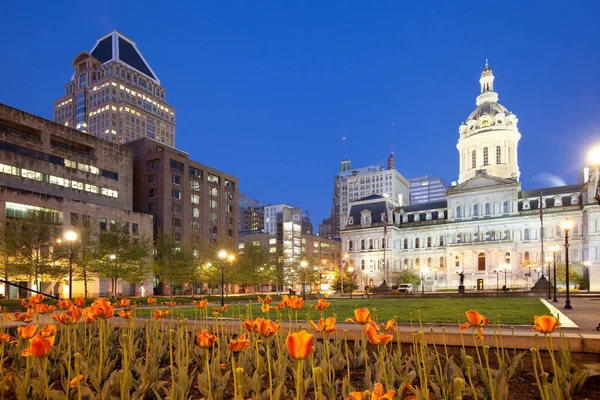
421;266;429;294
551;245;559;303
342;254;348;295
218;250;228;306
493;269;499;292
546;256;553;300
300;260;308;300
347;266;354;298
561;220;573;309
109;254;116;297
583;261;591;293
65;231;77;300
500;263;510;292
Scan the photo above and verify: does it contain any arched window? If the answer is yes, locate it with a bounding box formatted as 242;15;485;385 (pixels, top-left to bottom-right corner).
505;252;510;264
483;147;489;165
524;228;530;241
485;203;491;215
360;240;365;250
496;145;501;164
455;255;460;267
369;259;374;270
439;236;444;246
381;238;385;249
415;258;420;268
439;256;445;268
556;226;561;238
524;251;530;264
361;260;365;270
427;237;431;248
471;150;476;168
403;239;408;249
503;230;510;240
477;252;486;271
369;239;374;250
456;233;462;243
503;201;509;213
348;240;353;251
427;257;432;267
473;204;479;216
415;238;420;248
403;259;408;269
456;206;462;218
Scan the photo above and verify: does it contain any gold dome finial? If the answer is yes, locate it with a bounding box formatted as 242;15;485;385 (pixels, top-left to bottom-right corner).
482;59;492;75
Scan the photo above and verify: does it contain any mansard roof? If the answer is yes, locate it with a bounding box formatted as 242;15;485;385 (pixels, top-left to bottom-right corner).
348;200;388;224
400;200;447;213
520;184;583;198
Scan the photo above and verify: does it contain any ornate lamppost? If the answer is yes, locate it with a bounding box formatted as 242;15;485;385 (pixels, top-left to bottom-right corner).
300;260;308;300
551;245;559;302
218;250;228;306
561;220;573;309
64;230;78;300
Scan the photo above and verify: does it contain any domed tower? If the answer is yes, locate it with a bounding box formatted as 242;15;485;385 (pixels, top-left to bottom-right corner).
457;61;521;184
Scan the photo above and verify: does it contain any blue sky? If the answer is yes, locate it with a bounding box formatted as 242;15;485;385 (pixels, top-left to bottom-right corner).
2;1;600;228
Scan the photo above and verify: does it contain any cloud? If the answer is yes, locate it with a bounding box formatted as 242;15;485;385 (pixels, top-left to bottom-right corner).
534;173;566;187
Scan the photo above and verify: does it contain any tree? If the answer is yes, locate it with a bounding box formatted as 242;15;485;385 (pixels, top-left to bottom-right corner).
554;262;583;286
92;219;152;298
390;269;422;287
0;222;14;299
331;270;358;294
67;218;98;300
235;243;269;293
267;244;287;294
153;230;195;298
5;210;63;291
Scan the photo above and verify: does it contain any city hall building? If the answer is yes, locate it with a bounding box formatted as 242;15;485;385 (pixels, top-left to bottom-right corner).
341;64;600;291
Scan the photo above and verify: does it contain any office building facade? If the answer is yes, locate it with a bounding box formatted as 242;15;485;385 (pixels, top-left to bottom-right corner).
409;176;447;204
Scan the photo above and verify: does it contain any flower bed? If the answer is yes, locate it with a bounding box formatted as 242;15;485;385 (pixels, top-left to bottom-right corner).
0;294;596;399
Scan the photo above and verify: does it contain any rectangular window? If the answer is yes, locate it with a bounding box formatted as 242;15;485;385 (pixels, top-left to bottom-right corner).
172;203;181;213
225;179;235;189
227;204;234;212
189;167;202;178
172;174;181;185
227;229;233;237
146;159;159;170
70;213;79;225
122;222;129;233
132;223;138;233
99;217;107;231
192;221;200;230
191;194;200;204
148;173;156;184
172;217;181;227
148;188;157;198
211;226;218;235
496;146;501;164
192;208;200;218
210;212;218;222
207;174;220;184
226;192;234;201
210;200;218;209
169;159;183;172
173;232;181;242
148;203;156;213
172;189;181;199
190;180;200;191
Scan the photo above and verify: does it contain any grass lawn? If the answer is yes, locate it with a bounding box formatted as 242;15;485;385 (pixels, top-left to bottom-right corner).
140;297;549;326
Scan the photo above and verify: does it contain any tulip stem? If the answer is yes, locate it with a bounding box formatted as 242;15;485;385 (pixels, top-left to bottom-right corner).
266;338;274;400
205;348;212;399
296;359;304;400
43;357;49;399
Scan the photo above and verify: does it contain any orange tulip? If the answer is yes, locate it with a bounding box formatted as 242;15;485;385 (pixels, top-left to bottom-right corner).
165;301;177;307
81;308;97;323
533;315;559;334
147;297;157;304
347;383;396;400
311;298;330;311
289;296;304;310
459;310;489;341
21;334;54;358
280;294;291;308
286;330;314;360
195;299;208;309
0;333;12;343
74;297;86;307
261;302;275;313
243;319;257;333
18;325;38;340
117;310;133;319
213;305;227;314
345;307;371;325
309;318;325;332
34;304;56;315
228;333;251;352
57;299;74;309
153;309;171;320
4;309;34;324
365;323;393;345
383;319;395;332
52;306;82;325
30;294;44;305
257;318;281;337
116;298;131;308
196;330;217;348
90;298;114;319
40;324;57;338
69;375;84;388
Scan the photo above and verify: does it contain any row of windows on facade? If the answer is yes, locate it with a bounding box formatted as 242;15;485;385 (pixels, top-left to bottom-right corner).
347;224;582;252
469;146;506;169
456;201;510;217
171;218;234;237
0;163;119;198
349;174;393;186
148;174;234;199
146;159;235;189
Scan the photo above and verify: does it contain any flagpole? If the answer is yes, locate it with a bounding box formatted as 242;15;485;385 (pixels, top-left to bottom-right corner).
540;191;544;279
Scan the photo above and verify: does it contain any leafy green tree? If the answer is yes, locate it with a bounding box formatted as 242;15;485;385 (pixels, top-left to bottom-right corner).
66;218;98;300
92;218;151;298
5;210;63;291
390;269;422;287
153;230;196;298
267;244;287;294
0;222;14;299
554;262;583;286
331;270;358;294
236;243;269;293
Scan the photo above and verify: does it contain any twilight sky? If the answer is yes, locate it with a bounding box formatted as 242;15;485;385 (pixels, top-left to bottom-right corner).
2;1;600;229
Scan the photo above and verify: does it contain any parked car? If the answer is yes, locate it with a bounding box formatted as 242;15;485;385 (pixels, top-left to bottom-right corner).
398;284;413;294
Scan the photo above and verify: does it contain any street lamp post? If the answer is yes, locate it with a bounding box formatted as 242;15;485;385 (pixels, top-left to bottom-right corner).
562;220;573;309
493;269;499;292
551;245;559;302
218;250;228;306
347;266;354;298
546;257;552;300
583;261;591;293
65;231;77;300
500;263;511;292
421;266;429;294
342;254;348;295
109;254;116;297
300;260;308;300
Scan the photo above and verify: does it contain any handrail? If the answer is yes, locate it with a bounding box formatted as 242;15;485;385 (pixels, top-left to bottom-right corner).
0;279;61;300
